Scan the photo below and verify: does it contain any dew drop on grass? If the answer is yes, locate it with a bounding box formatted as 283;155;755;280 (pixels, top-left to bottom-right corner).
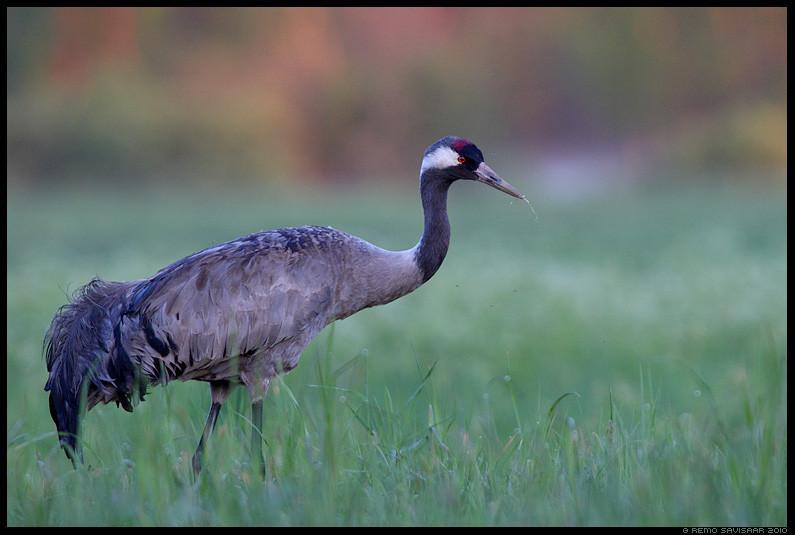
566;416;576;430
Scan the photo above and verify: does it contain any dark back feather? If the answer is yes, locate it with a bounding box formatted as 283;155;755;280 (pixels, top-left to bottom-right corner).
44;278;134;460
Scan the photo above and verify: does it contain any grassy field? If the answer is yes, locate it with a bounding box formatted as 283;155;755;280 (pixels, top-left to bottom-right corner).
6;180;787;526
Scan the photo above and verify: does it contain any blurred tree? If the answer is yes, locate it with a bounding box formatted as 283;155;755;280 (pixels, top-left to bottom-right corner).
6;7;786;186
49;8;140;88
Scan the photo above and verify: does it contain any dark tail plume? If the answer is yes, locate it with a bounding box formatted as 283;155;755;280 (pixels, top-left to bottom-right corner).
44;278;131;463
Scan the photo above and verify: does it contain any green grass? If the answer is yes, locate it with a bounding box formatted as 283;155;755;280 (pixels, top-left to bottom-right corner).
7;180;787;526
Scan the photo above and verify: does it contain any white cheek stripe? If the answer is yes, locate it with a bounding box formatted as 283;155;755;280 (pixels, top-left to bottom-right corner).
420;146;460;174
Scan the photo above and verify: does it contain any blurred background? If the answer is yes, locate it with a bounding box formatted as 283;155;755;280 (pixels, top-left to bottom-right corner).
7;8;788;525
7;7;786;188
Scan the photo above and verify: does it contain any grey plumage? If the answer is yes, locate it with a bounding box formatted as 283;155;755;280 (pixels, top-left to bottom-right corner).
44;136;525;473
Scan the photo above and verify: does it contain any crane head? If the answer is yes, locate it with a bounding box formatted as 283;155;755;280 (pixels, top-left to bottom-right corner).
421;136;525;200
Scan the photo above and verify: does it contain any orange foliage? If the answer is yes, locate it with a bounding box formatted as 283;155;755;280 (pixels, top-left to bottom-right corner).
8;7;787;183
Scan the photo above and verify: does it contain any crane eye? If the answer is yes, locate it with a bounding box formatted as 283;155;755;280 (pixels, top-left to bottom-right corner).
457;156;466;164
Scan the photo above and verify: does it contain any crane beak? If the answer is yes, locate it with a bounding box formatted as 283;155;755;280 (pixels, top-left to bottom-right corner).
474;162;525;200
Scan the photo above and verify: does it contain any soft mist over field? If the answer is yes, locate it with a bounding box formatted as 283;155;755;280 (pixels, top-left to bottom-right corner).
7;7;787;527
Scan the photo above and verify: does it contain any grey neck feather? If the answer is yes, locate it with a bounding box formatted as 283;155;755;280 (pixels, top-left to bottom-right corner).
414;169;452;283
332;169;453;320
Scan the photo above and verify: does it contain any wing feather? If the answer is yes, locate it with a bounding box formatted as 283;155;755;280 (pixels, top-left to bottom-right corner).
119;227;345;382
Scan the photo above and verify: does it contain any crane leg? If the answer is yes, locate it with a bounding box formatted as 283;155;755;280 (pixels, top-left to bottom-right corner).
192;380;231;478
247;377;270;479
251;399;266;478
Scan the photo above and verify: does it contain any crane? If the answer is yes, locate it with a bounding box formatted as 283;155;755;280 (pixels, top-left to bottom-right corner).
44;136;526;476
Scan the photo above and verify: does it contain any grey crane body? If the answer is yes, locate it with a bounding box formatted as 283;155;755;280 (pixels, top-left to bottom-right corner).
96;226;423;399
44;136;526;473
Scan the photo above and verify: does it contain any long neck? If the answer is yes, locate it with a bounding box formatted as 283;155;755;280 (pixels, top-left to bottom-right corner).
329;171;453;321
414;170;452;282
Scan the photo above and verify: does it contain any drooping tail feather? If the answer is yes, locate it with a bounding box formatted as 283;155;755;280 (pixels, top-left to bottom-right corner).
44;278;136;462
